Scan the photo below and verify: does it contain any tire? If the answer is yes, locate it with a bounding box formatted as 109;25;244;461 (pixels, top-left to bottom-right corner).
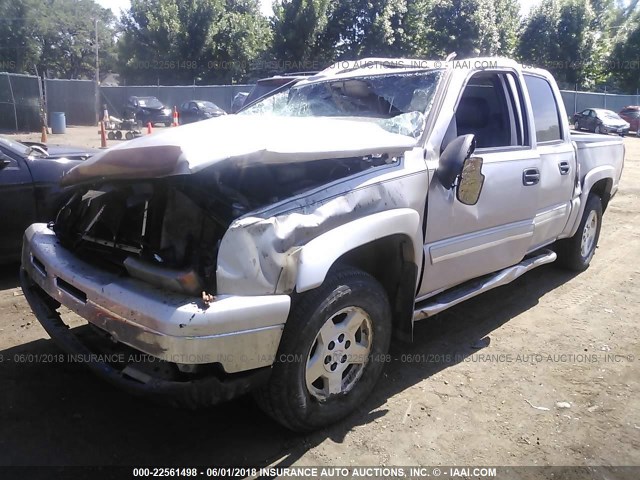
555;195;603;271
164;122;172;127
125;131;133;140
595;125;602;134
255;266;392;432
115;130;123;140
107;131;115;140
574;121;580;131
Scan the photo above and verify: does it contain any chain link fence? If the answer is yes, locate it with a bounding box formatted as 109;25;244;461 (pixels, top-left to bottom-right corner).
45;79;98;126
560;89;640;116
0;72;42;132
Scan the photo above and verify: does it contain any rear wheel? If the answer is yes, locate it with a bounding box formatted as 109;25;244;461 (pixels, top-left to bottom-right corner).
555;195;602;271
255;266;391;432
574;120;580;131
595;124;602;134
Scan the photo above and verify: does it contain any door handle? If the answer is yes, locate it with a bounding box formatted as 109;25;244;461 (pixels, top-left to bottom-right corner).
523;168;540;186
559;161;570;175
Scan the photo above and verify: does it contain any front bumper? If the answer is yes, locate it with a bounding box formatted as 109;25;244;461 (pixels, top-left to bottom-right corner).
149;113;172;124
601;126;630;135
21;268;272;406
21;224;290;374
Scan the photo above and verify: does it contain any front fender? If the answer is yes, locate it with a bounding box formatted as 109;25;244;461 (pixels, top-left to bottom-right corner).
294;208;421;293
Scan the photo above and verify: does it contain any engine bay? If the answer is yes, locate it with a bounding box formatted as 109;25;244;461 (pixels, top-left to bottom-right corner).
54;155;394;295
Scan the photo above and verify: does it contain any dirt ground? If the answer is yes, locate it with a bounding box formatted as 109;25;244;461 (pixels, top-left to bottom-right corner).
10;124;165;150
0;128;639;472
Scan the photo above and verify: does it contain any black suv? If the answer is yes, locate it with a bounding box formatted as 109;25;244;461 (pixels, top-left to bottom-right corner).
123;96;173;127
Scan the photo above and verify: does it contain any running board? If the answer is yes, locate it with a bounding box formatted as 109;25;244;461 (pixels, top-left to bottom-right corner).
413;249;557;321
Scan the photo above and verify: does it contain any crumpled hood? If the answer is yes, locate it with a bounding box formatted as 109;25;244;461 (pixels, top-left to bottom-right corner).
60;115;417;186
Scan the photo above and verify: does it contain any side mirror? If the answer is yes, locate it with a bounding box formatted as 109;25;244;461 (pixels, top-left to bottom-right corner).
457;156;485;205
437;134;476;189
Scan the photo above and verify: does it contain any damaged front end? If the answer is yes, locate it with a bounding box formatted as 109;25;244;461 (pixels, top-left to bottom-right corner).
53;154;395;298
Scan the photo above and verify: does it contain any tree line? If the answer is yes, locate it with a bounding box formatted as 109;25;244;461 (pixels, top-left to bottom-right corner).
0;0;638;93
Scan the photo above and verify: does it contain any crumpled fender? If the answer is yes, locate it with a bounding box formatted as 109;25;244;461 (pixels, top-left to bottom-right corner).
215;164;429;296
294;209;421;292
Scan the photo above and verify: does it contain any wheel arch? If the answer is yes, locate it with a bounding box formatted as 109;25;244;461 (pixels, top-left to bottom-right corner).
292;208;422;341
567;168;614;237
589;177;613;212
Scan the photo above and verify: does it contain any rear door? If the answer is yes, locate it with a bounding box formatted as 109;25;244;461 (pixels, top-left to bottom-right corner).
523;74;576;249
419;70;540;296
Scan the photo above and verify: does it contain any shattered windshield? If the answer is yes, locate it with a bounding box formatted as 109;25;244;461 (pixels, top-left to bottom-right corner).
240;70;443;138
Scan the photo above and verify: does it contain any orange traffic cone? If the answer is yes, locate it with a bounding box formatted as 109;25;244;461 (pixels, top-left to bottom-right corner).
40;126;47;143
100;121;107;148
147;122;153;134
172;106;179;127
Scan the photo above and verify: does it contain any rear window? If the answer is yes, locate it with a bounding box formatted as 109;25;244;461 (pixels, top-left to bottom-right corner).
523;75;562;143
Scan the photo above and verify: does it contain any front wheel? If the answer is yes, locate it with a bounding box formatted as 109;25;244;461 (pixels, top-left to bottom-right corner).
255;266;392;432
555;195;603;271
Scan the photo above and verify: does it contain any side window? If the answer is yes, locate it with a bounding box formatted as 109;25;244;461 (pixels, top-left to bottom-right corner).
589;110;596;118
454;72;523;149
0;150;19;170
523;75;562;143
580;109;590;116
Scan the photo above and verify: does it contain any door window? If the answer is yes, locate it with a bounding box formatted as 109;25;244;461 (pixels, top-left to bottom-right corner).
453;72;525;149
523;75;563;143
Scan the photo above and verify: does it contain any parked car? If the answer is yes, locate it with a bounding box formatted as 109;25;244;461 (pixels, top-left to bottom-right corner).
0;136;95;263
178;100;226;124
618;105;640;136
573;108;630;136
123;96;173;127
21;58;625;432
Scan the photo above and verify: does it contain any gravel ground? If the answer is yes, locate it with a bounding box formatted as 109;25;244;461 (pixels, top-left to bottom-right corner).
0;128;639;473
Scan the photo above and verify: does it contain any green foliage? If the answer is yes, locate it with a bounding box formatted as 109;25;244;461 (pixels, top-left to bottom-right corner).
518;0;599;88
0;0;635;92
0;0;117;79
118;0;271;84
608;7;640;92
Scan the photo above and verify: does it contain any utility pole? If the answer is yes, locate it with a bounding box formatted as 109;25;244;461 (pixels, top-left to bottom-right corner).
95;19;99;84
95;18;100;124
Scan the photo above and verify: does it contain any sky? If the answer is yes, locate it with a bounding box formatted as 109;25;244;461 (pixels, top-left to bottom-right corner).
96;0;543;19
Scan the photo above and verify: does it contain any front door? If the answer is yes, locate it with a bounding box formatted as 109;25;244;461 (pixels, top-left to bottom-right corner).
419;71;539;297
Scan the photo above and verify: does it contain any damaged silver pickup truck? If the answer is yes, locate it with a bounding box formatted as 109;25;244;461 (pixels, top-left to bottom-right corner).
21;58;624;432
